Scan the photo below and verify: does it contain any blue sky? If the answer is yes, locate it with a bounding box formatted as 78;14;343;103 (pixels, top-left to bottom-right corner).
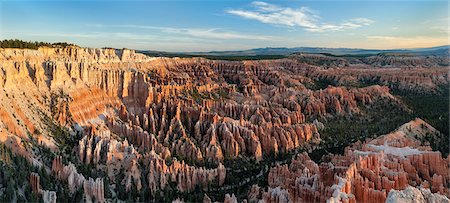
0;0;448;52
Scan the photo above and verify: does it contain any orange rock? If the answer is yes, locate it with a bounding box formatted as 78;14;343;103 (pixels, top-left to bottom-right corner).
259;119;450;203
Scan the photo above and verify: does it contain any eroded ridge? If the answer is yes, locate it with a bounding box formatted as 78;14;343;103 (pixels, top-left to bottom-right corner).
245;118;449;203
0;47;447;202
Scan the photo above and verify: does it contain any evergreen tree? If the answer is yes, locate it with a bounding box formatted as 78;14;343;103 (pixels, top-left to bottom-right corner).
0;39;76;49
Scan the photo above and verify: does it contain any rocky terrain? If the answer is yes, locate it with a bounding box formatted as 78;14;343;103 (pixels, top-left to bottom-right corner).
289;53;449;94
244;118;449;203
0;46;448;202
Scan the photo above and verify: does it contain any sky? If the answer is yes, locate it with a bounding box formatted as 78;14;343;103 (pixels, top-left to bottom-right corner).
0;0;448;52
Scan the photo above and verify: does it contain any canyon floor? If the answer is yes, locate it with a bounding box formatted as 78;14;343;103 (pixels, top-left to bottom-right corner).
0;46;448;203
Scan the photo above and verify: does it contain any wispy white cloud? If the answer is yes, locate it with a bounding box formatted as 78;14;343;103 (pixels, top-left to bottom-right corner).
87;24;273;40
162;27;272;40
226;1;374;32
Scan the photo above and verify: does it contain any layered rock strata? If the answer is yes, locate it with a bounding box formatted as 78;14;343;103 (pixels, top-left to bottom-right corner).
247;119;450;203
0;47;446;201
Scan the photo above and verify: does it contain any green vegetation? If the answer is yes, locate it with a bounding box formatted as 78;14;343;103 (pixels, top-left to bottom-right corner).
309;86;450;161
0;143;72;202
0;39;76;49
304;77;338;90
0;148;36;202
184;88;209;104
311;101;414;162
182;88;230;105
307;76;449;157
398;88;449;156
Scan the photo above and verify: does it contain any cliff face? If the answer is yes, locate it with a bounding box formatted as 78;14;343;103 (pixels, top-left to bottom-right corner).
0;47;402;162
0;47;447;202
247;118;449;203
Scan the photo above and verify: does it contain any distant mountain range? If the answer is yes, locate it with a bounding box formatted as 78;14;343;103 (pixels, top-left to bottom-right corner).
187;45;450;56
139;45;449;57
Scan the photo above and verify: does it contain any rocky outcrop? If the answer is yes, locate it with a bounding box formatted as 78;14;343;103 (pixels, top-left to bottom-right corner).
290;51;449;69
203;194;212;203
0;46;446;202
255;119;450;203
362;54;449;68
308;67;449;94
29;173;57;203
41;190;57;203
109;90;322;164
146;150;226;194
224;193;238;203
84;177;105;203
30;172;41;194
262;187;291;203
51;156;105;202
77;126;142;192
386;186;450;203
0;47;409;167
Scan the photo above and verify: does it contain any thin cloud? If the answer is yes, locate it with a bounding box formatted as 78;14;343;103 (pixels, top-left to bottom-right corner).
87;24;273;40
162;28;271;40
226;1;374;32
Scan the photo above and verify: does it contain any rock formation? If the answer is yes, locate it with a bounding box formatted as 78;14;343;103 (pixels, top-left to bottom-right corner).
224;193;238;203
248;119;449;203
386;186;450;203
0;46;447;202
30;172;40;194
52;156;105;202
84;177;105;203
146;150;226;194
29;173;57;203
308;67;449;94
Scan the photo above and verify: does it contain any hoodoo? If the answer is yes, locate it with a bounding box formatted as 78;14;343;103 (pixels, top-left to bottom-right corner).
0;43;448;202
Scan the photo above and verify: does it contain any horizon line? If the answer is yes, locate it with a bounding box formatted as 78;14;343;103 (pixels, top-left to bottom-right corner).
1;38;449;53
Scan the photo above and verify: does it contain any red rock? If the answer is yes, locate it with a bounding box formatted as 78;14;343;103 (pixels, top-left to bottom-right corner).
1;46;447;201
256;119;450;203
30;172;40;194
